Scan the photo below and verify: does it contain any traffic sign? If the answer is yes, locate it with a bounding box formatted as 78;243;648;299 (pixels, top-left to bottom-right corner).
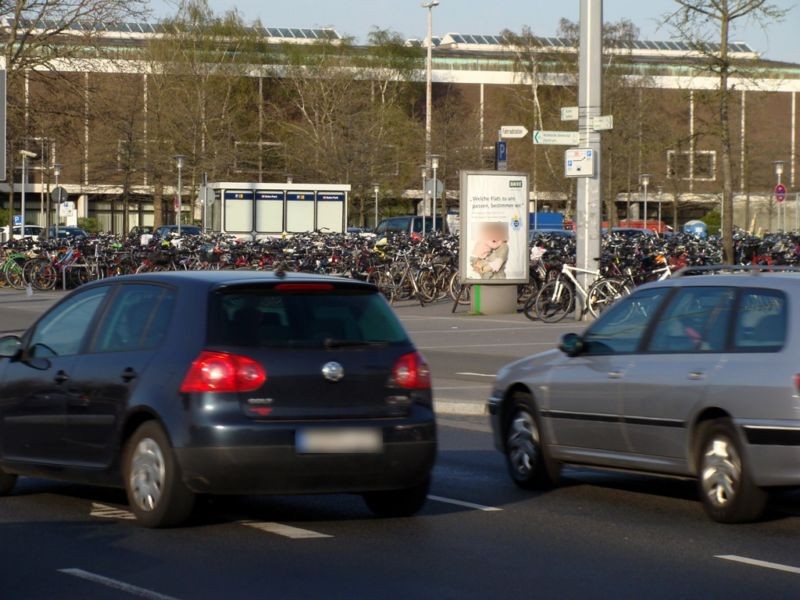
499;125;528;139
564;148;595;178
591;115;614;131
560;107;579;121
425;178;444;198
12;214;21;226
495;140;508;171
51;186;68;204
533;130;580;145
775;183;787;203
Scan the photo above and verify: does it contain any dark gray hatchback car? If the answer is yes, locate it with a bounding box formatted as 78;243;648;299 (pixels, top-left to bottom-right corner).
489;269;800;523
0;272;436;527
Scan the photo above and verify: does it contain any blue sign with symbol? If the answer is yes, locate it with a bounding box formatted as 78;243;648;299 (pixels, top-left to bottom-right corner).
224;190;254;200
13;215;21;226
256;191;285;200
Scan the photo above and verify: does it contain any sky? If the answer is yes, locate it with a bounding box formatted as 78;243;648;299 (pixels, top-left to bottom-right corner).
149;0;800;63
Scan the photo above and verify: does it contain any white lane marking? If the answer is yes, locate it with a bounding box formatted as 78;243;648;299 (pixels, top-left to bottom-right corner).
434;400;487;416
437;418;493;433
435;386;488;390
241;521;332;539
90;502;135;520
455;372;495;377
716;555;800;575
427;495;501;512
407;327;532;334
58;569;180;600
419;342;554;350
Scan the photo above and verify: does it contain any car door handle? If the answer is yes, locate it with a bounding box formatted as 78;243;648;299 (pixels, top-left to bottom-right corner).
54;370;70;384
608;370;623;379
688;371;705;381
121;368;138;383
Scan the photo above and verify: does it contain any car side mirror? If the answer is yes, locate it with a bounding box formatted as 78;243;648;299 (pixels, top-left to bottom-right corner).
0;335;22;359
559;333;584;357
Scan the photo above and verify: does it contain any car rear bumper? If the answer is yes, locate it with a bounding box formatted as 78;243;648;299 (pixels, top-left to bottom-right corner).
174;419;436;495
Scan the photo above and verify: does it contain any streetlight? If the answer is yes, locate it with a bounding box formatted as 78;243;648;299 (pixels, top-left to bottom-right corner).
372;183;380;229
422;0;439;179
774;160;785;231
431;155;440;232
639;173;651;232
19;150;37;234
657;185;663;234
174;155;186;235
420;165;428;236
53;163;62;239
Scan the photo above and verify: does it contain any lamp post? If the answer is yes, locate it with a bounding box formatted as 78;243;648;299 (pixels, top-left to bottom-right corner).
53;163;62;239
639;173;651;232
420;166;427;236
19;150;37;233
431;155;440;232
774;160;785;231
174;155;186;235
422;0;439;182
657;185;663;235
373;183;380;229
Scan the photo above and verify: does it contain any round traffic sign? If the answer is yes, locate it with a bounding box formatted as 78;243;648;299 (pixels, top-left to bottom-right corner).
775;183;787;203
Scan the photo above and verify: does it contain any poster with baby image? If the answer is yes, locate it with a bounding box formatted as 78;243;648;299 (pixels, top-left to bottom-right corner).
459;171;529;284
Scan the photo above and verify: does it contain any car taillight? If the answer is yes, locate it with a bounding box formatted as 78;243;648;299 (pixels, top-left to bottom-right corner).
794;374;800;395
390;352;431;390
180;351;266;393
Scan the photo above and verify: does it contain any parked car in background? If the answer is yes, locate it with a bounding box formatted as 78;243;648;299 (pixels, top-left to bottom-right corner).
489;267;800;523
153;225;202;238
374;216;444;236
1;225;45;242
0;271;436;527
39;226;89;241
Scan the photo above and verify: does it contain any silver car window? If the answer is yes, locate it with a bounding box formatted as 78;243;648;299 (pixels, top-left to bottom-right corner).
582;287;670;355
733;289;786;352
647;287;735;353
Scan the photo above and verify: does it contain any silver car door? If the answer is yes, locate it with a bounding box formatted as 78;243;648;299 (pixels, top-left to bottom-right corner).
622;286;734;466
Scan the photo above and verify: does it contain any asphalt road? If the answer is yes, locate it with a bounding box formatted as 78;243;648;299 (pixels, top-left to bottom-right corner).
1;289;800;598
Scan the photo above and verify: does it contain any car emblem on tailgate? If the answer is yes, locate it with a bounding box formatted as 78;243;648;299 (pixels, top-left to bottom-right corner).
322;361;344;382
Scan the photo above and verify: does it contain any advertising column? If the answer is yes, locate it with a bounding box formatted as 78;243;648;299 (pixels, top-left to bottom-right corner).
459;171;529;314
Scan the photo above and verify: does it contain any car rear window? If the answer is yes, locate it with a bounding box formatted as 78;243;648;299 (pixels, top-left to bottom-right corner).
207;286;409;348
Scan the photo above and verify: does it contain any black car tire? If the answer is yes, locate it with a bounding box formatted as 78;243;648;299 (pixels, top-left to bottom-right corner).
123;421;195;528
696;419;767;523
0;468;17;496
363;476;430;518
504;392;561;490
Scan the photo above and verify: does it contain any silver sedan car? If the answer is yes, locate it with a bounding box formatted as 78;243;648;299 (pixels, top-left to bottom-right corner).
488;270;799;523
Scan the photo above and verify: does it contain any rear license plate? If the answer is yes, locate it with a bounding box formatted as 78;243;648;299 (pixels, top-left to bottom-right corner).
296;428;383;454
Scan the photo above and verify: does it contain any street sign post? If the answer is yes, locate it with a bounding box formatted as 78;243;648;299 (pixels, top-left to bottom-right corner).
532;130;580;145
499;125;529;139
13;214;21;226
424;178;444;198
560;107;579;121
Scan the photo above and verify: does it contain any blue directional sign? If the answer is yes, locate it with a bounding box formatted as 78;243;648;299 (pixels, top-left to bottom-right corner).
256;191;285;200
287;191;314;201
224;190;254;200
317;192;345;201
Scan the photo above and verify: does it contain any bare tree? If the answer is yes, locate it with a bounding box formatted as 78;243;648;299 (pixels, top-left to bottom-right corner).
664;0;787;262
1;0;148;229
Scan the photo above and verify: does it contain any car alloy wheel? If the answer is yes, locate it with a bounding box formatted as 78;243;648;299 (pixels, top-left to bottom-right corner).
508;409;539;479
696;419;767;523
700;435;742;509
129;437;166;512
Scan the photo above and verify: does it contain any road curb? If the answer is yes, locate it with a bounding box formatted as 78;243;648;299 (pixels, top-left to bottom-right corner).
434;399;488;416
